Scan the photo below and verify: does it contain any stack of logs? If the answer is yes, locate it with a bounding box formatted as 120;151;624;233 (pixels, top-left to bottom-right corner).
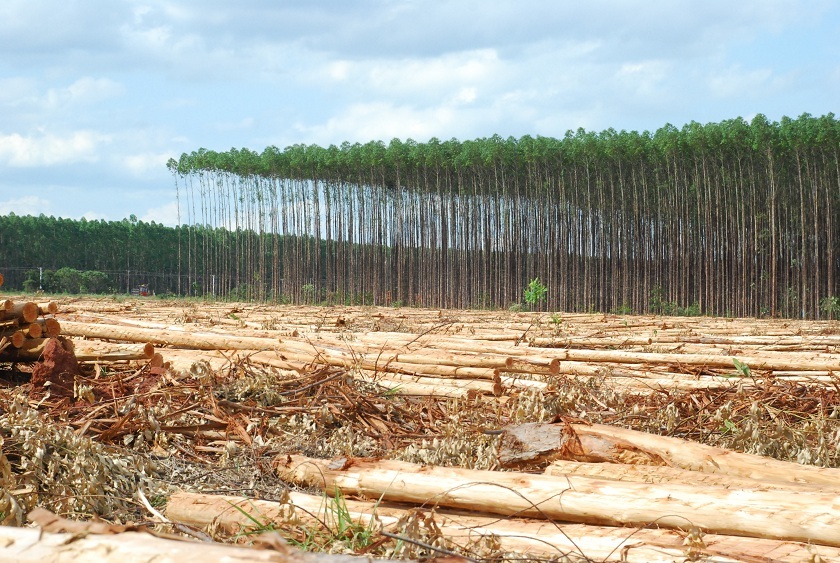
0;274;61;362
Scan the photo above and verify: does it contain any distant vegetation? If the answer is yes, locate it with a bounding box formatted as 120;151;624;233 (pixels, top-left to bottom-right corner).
2;113;839;318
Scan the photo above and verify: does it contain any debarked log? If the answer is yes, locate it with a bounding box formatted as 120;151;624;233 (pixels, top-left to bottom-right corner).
543;348;840;372
275;454;840;547
498;422;840;488
165;490;840;562
60;321;283;351
0;521;377;563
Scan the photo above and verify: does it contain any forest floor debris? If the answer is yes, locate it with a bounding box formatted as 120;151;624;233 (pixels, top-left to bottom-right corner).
2;295;840;561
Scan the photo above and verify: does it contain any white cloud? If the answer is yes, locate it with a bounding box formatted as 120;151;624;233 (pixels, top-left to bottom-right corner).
141;200;180;226
46;77;124;107
300;102;459;144
0;77;38;105
454;87;477;104
0;195;52;216
0;130;111;166
321;50;502;102
124;151;174;175
708;66;777;99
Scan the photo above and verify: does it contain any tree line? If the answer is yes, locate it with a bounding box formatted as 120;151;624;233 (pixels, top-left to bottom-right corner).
168;113;840;318
2;113;838;317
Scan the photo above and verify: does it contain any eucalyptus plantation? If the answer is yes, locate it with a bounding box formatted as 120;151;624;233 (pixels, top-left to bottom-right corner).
168;113;840;318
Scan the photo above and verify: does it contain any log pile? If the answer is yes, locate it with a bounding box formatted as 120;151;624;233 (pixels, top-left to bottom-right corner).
0;296;61;362
3;296;840;561
159;421;840;561
55;304;840;395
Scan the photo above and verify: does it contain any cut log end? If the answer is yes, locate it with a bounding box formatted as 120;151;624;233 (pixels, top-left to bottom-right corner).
37;301;58;315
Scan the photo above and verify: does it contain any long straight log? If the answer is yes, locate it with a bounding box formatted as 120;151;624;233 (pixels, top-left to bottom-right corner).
355;369;501;397
573;423;840;486
499;422;840;487
0;522;366;562
70;341;156;362
543;460;840;493
60;321;282;351
276;454;840;547
166;491;840;562
544;347;840;372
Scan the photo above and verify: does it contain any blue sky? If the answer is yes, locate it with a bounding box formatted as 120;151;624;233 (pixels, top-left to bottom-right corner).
0;0;838;225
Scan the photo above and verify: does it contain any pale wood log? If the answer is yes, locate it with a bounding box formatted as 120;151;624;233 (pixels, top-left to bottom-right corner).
60;321;282;351
0;523;371;562
163;349;242;374
166;490;840;562
0;337;47;360
276;454;840;547
69;340;155;362
37;301;58;315
544;460;840;493
40;317;61;338
0;299;12;312
542;347;840;372
575;423;840;486
2;301;39;323
5;330;25;348
355;369;501;397
19;323;42;339
360;359;498;379
499;422;840;488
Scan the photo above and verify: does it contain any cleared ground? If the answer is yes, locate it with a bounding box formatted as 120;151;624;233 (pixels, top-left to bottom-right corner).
3;296;840;561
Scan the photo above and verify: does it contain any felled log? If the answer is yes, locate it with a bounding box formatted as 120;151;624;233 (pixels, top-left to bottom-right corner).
60;321;282;351
355;369;501;397
70;340;156;362
37;301;58;315
166;490;840;562
0;517;373;562
2;301;39;323
275;454;840;547
0;337;48;361
541;347;840;372
543;460;840;493
498;422;840;488
40;317;61;338
0;337;155;363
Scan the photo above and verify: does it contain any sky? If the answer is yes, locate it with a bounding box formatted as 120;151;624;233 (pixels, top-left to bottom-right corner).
0;0;838;225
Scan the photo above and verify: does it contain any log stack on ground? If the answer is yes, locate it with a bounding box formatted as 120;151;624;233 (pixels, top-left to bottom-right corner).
0;296;61;362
